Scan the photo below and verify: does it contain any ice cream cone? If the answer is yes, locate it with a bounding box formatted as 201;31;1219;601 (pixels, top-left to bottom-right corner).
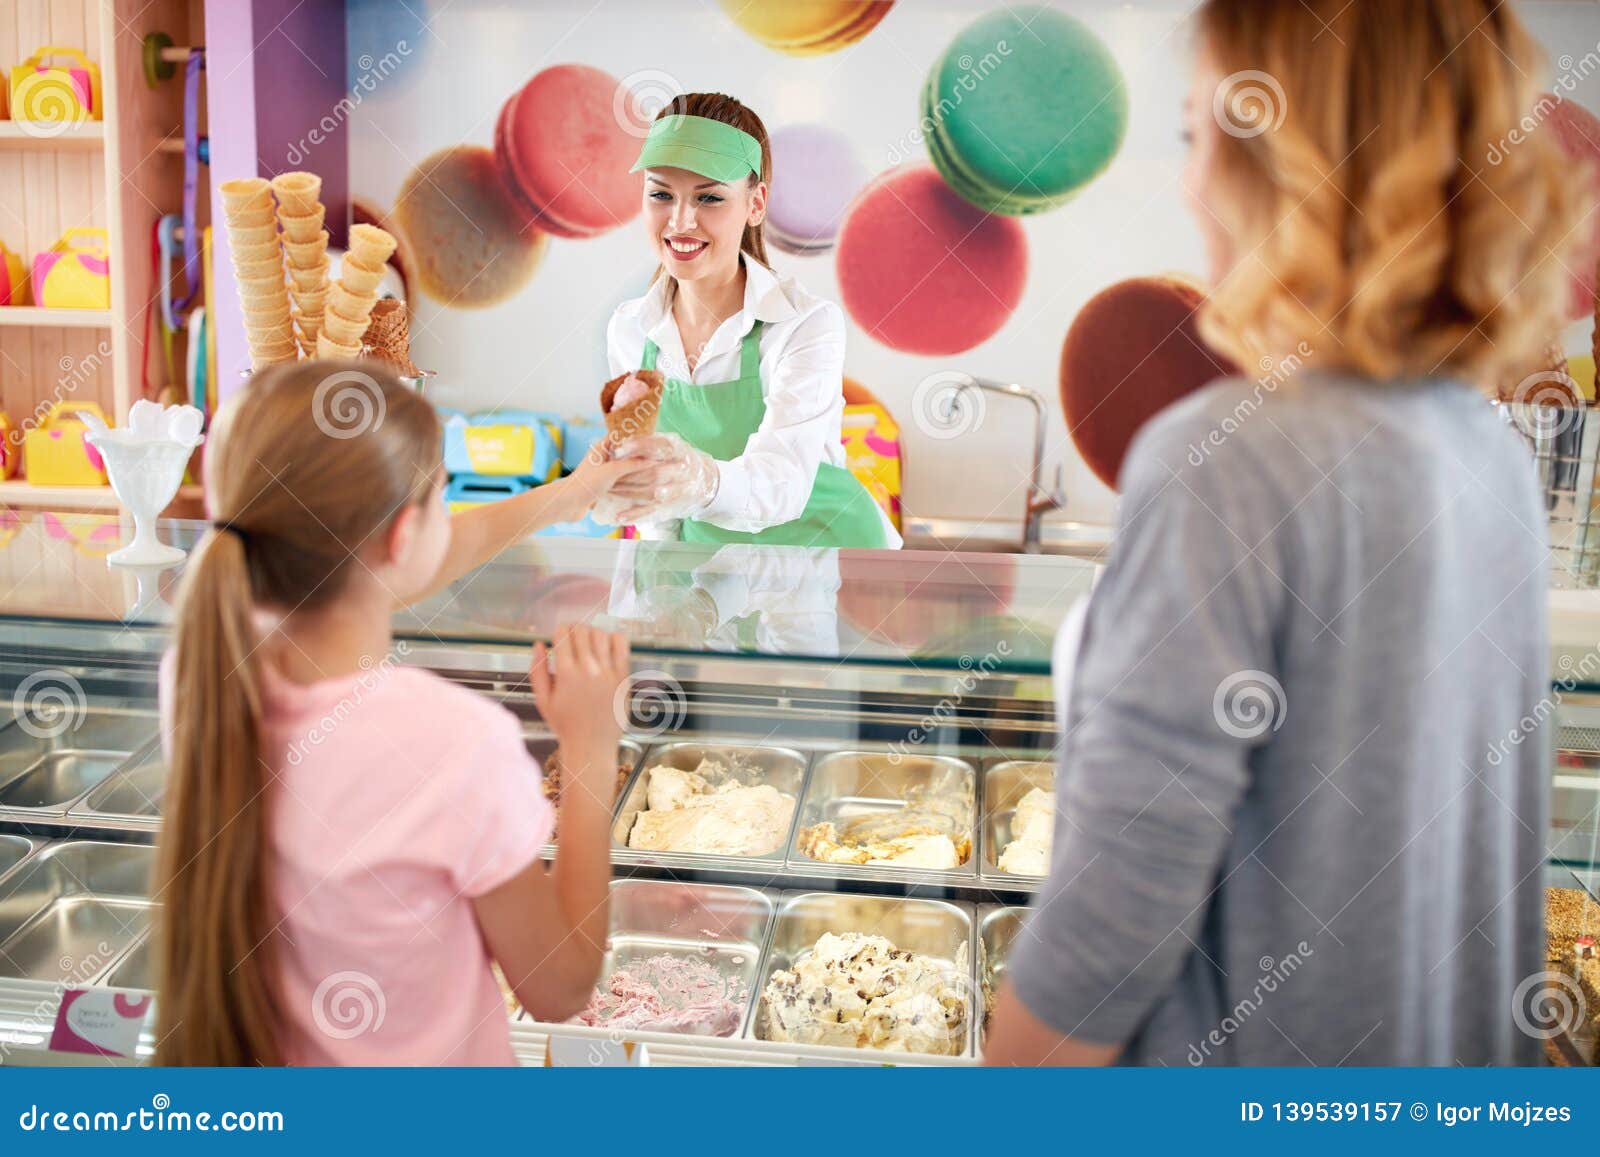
282;231;329;267
288;259;330;293
347;223;398;268
234;258;287;286
220;177;273;216
328;282;377;322
227;221;279;248
338;256;385;295
600;369;666;440
277;205;326;244
316;332;363;360
270;171;323;214
321;311;368;344
363;299;418;376
231;237;283;265
290;288;328;317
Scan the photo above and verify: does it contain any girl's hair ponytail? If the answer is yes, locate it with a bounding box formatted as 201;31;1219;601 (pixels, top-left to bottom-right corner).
157;525;277;1065
153;361;440;1066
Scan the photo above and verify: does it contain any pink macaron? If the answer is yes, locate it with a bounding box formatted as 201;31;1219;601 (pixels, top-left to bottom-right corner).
1544;95;1600;321
835;166;1027;355
494;64;643;240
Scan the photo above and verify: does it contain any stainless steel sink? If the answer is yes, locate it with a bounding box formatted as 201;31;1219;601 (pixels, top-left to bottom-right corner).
900;515;1111;559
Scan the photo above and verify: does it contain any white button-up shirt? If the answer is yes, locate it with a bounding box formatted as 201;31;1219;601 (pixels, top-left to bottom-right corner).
606;255;902;547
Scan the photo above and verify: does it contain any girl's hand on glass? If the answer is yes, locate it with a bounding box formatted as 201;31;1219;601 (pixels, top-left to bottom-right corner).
529;624;630;757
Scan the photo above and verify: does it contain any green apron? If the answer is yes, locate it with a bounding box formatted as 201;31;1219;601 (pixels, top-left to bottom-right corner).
641;321;888;549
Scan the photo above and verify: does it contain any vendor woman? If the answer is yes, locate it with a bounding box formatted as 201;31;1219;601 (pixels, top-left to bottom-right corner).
598;93;901;550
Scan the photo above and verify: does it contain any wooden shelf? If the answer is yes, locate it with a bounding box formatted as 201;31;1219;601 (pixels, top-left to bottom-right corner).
0;481;202;511
0;307;113;329
0;121;106;151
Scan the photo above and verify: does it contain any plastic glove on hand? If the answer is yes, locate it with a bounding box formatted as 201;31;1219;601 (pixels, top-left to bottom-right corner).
608;434;720;523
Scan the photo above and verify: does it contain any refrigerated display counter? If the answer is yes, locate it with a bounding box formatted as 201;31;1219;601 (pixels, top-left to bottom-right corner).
0;512;1593;1065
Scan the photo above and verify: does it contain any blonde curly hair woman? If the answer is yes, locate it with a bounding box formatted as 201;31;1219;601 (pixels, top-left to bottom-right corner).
988;0;1583;1067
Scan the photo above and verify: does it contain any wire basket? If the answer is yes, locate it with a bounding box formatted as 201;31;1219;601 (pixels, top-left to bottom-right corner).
1500;401;1600;587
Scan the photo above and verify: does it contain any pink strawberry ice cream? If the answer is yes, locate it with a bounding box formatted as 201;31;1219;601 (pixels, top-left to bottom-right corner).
609;373;653;412
573;953;746;1037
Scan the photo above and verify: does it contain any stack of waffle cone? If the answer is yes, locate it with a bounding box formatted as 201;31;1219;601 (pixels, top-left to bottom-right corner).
317;224;396;360
600;369;666;441
221;178;295;369
363;298;418;376
271;172;331;359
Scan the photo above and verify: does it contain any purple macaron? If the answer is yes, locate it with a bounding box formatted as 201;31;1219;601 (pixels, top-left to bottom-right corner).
766;124;867;256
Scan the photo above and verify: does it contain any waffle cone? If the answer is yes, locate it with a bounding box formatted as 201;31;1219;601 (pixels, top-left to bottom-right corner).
277;206;326;244
347;223;397;268
282;231;329;267
270;171;323;214
227;221;278;248
288;259;330;293
220;177;272;215
363;299;417;375
316;332;362;360
338;257;385;295
600;369;665;440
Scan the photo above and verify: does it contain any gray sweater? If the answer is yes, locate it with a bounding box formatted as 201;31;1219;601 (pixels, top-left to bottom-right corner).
1010;373;1550;1065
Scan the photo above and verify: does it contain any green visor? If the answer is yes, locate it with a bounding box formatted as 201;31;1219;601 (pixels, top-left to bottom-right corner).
631;114;762;184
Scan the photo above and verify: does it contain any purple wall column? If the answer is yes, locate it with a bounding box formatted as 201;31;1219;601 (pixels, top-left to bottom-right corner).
204;0;348;399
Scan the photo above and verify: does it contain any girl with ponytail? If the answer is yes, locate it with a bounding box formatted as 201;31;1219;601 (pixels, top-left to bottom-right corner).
155;361;638;1065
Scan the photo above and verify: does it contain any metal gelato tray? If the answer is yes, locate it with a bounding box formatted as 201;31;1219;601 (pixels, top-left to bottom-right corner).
0;840;155;985
0;708;159;815
523;878;773;1039
104;934;154;990
749;890;977;1059
70;744;168;823
788;751;978;882
978;904;1029;1050
980;760;1055;882
522;731;645;840
0;834;33;880
612;740;808;866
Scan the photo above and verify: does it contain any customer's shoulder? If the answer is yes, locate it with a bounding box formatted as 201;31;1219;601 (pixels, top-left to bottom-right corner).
383;667;523;738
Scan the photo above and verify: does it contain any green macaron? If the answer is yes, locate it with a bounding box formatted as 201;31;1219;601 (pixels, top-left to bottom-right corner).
922;6;1128;216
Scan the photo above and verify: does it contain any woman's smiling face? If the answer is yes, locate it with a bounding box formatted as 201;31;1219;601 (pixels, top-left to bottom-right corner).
643;166;765;284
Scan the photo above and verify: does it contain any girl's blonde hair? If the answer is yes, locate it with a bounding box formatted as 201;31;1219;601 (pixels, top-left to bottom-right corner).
153;362;439;1066
1196;0;1587;388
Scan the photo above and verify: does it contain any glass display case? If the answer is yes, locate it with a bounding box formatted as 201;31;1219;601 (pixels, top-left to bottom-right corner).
0;511;1594;1065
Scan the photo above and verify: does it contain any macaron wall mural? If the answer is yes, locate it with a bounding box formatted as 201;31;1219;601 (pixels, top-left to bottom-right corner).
339;0;1600;528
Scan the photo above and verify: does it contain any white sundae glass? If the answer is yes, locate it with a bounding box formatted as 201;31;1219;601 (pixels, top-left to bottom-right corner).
84;401;206;568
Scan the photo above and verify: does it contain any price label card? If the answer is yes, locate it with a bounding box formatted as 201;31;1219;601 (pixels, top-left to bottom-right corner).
49;989;153;1058
544;1035;650;1067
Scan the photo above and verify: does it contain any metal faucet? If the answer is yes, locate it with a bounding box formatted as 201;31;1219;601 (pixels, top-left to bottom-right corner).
937;375;1067;553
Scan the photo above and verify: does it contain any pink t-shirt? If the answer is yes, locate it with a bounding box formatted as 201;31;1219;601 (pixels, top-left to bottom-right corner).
161;656;552;1065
